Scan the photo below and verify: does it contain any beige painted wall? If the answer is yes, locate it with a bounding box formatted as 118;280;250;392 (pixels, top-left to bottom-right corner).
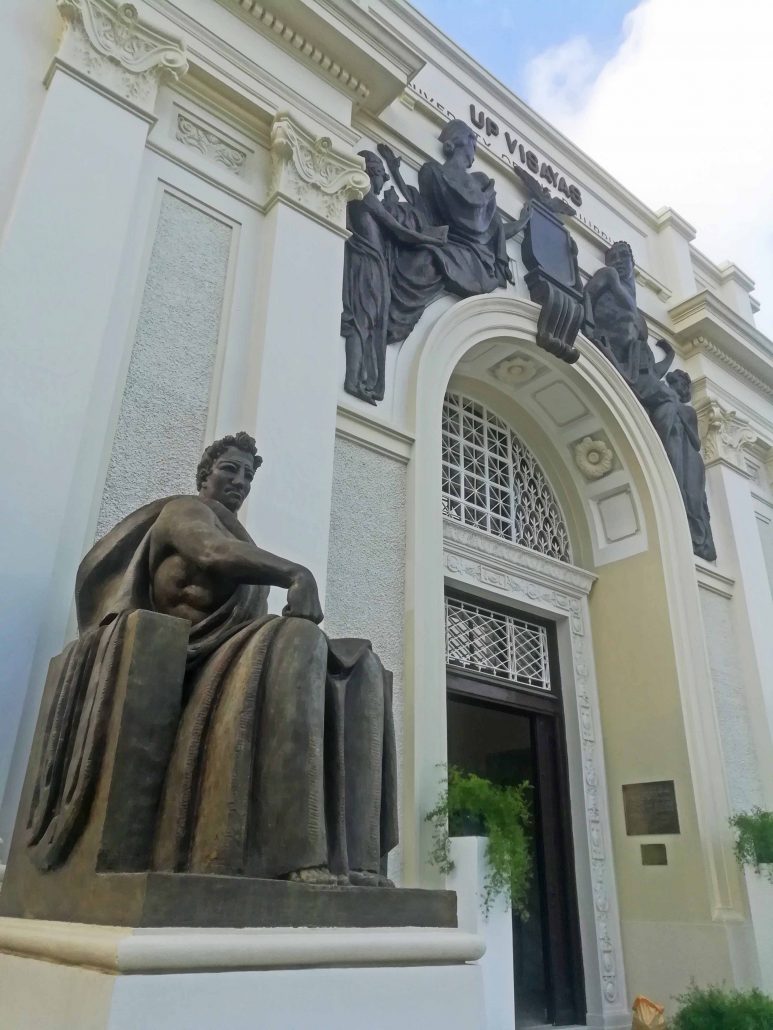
589;498;736;1002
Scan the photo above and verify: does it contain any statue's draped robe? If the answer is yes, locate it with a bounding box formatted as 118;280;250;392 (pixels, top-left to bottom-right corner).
26;498;398;878
340;216;390;398
651;394;717;561
386;161;511;345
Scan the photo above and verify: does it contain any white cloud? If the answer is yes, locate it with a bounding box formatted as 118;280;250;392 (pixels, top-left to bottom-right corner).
525;0;773;339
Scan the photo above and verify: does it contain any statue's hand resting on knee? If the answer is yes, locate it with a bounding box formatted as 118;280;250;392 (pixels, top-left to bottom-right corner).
283;567;323;624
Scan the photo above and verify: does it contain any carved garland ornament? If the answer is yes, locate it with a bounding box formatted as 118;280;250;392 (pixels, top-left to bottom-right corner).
176;114;247;175
57;0;188;110
269;116;370;226
443;520;622;1010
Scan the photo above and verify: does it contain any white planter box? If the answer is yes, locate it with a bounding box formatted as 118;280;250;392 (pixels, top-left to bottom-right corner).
745;864;773;991
448;836;515;1030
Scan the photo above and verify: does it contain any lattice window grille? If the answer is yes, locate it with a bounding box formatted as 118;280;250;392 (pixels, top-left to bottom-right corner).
445;596;551;691
442;392;571;562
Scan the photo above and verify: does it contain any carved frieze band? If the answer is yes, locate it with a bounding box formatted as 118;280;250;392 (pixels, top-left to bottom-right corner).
443;521;622;1009
696;399;758;474
56;0;188;112
269;114;370;228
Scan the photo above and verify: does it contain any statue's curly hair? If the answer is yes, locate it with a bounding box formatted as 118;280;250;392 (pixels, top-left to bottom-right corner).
196;431;262;491
605;240;634;264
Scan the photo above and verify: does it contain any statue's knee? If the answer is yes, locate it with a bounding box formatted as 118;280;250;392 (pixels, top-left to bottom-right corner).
282;616;326;656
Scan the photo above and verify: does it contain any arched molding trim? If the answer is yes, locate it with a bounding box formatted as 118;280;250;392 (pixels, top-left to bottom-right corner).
401;294;743;1021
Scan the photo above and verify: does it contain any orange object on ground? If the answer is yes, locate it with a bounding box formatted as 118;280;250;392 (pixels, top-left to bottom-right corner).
632;994;666;1029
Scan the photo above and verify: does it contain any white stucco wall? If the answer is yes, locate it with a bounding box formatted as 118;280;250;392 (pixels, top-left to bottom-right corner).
0;1;60;237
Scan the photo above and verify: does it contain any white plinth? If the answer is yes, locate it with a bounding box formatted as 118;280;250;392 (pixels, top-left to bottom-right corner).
745;866;773;992
0;918;486;1030
447;836;515;1030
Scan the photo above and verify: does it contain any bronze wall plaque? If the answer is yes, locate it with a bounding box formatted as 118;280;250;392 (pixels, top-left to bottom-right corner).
622;780;680;835
641;843;668;866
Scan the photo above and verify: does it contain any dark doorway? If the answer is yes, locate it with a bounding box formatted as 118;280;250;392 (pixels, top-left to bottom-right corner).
446;599;585;1028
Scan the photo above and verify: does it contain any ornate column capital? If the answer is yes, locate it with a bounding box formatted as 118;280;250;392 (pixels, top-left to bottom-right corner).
697;398;759;475
268;113;370;232
54;0;188;116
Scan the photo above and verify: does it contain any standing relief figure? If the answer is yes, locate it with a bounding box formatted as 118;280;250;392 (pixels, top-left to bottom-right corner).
585;242;716;560
341;151;447;404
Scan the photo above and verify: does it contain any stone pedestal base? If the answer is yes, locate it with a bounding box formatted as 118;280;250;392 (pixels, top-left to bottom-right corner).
448;836;515;1030
0;918;485;1030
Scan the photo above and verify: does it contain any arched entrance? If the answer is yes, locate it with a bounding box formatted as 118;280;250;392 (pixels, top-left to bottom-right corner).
398;294;741;1028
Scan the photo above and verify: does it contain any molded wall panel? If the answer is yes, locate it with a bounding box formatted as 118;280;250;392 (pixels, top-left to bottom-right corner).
96;192;232;537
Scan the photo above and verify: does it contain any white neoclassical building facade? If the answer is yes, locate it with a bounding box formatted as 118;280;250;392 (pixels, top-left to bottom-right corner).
1;2;773;1028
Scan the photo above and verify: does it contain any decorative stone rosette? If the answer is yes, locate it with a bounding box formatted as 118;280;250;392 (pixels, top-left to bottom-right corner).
490;353;539;386
574;436;614;480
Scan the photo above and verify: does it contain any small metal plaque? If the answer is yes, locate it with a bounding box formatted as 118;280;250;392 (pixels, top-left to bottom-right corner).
622;780;680;836
641;843;668;866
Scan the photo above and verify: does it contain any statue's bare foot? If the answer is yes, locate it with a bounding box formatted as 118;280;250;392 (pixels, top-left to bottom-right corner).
284;865;338;886
349;869;381;888
378;874;395;888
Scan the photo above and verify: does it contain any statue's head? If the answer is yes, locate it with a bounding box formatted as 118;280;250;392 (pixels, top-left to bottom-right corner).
196;431;263;513
358;150;389;195
605;241;634;280
666;368;692;403
439;119;477;168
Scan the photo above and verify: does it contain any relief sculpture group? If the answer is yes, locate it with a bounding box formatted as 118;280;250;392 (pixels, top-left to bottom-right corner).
341;118;716;561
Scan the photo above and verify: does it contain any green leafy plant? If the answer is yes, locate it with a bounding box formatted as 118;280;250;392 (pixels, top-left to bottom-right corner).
729;808;773;881
672;982;773;1029
425;766;532;916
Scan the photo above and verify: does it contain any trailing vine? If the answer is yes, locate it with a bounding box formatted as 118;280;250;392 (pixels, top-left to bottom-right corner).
425;766;532;916
730;808;773;881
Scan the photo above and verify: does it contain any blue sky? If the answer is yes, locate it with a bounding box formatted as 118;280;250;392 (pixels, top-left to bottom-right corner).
412;0;638;100
412;0;773;338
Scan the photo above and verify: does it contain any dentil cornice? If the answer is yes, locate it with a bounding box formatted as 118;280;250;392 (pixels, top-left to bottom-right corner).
268;113;370;230
669;290;773;398
54;0;188;115
225;0;424;114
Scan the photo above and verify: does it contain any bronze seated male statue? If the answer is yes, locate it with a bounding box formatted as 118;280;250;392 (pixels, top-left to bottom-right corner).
0;433;449;930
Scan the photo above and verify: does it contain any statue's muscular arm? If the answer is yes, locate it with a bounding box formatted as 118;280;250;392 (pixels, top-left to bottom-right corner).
586;265;635;311
150;498;323;624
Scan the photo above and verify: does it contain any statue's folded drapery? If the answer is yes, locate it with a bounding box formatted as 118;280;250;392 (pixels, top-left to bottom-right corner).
340;230;390;396
26;498;398;879
650;393;716;562
386;160;512;346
